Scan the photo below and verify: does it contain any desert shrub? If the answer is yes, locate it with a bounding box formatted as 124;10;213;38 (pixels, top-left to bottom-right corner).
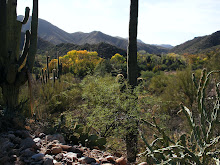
34;73;82;118
80;75;140;151
94;59;112;77
148;72;171;95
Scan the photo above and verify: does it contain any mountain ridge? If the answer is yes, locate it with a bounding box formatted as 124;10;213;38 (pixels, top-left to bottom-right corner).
18;16;168;54
171;31;220;54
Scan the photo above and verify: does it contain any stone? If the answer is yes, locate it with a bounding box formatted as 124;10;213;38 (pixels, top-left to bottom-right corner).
65;152;78;161
106;156;115;161
8;134;16;140
55;153;63;161
20;137;37;150
21;148;36;157
54;162;62;165
78;157;96;164
138;162;148;165
39;133;46;138
2;141;14;151
31;153;45;161
33;137;41;143
0;156;10;164
10;155;17;161
51;146;63;155
46;134;65;144
115;157;127;165
43;155;54;165
13;137;22;144
60;144;73;151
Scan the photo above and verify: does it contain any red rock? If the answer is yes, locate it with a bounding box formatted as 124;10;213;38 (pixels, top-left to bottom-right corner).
106;156;115;161
60;144;72;151
51;146;63;155
116;157;127;165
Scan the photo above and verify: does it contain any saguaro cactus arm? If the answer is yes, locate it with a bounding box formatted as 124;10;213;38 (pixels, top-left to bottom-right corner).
21;7;30;24
27;0;38;70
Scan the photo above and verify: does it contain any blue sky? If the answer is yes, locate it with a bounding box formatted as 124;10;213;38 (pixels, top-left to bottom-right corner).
17;0;220;46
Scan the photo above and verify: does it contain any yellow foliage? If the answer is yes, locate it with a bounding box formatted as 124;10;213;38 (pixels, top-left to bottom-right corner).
58;50;102;77
110;53;126;64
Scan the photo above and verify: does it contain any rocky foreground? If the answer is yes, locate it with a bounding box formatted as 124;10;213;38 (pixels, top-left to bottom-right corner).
0;129;147;165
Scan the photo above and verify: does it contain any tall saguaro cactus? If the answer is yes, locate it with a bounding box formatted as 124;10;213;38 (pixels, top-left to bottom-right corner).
127;0;138;88
0;0;38;114
126;0;139;163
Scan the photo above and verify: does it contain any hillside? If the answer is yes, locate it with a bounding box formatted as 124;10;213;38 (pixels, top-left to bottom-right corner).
20;32;54;54
71;31;169;54
171;31;220;54
18;16;168;54
18;16;75;44
46;42;127;59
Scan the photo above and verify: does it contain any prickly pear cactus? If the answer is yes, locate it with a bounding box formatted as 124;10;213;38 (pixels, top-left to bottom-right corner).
0;0;38;114
140;69;220;165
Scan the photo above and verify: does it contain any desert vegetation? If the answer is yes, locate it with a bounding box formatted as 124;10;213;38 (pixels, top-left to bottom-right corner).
0;0;219;164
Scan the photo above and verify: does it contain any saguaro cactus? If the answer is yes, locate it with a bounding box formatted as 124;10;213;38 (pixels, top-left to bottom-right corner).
0;0;38;114
126;0;139;163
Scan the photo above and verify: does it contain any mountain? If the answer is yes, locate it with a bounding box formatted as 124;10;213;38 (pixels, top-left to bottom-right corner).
171;31;220;54
18;16;169;54
18;15;75;44
153;44;174;49
20;32;54;54
71;31;169;54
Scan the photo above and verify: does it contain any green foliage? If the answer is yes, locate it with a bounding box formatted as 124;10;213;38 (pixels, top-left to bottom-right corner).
80;75;139;142
94;59;112;76
140;69;220;164
52;114;106;149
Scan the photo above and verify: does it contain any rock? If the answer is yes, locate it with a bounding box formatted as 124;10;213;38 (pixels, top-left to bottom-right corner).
10;154;17;162
46;134;65;144
116;157;127;165
21;148;36;157
13;137;22;144
60;144;73;151
78;157;96;164
55;153;63;161
54;162;62;165
43;155;54;165
51;146;63;155
15;130;31;139
33;137;41;143
65;152;78;161
39;133;46;138
8;134;16;140
106;156;115;161
2;140;14;151
20;137;37;150
138;162;148;165
31;153;45;161
0;156;10;164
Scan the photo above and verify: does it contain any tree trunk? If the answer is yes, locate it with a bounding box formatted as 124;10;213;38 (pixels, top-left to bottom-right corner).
2;84;19;114
126;0;139;163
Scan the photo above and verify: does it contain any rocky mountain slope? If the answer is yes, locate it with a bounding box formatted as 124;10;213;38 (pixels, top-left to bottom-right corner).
171;31;220;54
